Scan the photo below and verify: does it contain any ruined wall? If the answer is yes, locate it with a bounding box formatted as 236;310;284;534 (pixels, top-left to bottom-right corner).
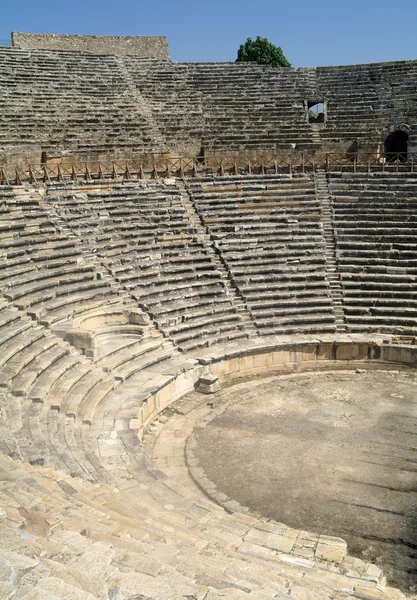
11;32;170;58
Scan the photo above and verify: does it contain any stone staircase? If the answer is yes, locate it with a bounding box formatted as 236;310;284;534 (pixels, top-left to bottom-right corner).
315;169;347;331
178;178;258;338
115;55;169;152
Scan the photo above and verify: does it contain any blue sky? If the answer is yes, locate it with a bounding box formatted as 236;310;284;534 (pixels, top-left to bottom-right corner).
1;0;416;67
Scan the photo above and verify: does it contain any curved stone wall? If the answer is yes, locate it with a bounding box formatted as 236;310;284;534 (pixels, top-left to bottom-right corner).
135;337;417;435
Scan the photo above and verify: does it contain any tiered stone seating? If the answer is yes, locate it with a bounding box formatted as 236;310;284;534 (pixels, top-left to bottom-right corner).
183;63;317;152
2;45;416;164
0;297;93;473
1;37;417;598
66;304;175;386
46;181;254;351
0;49;170;163
0;302;55;396
329;172;417;335
0;329;407;599
0;296;177;482
317;61;417;149
2;447;402;600
187;174;337;335
0;186;120;335
0;183;412;599
0;48;314;162
122;57;204;154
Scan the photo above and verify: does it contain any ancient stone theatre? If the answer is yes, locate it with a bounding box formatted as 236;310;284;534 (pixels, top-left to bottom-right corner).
0;32;416;600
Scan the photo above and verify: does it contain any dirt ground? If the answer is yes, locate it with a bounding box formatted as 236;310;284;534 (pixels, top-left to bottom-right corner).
194;368;417;593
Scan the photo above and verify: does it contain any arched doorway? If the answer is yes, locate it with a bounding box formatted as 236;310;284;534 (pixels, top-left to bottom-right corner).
384;131;408;162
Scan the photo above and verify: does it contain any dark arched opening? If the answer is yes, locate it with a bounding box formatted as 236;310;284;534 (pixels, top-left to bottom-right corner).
40;151;47;165
345;139;358;162
384;131;408;162
196;146;205;165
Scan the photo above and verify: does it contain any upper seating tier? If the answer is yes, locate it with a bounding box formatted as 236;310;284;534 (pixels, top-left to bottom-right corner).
0;48;416;165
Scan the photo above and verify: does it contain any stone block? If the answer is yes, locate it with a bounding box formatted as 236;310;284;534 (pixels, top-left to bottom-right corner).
196;373;220;394
245;527;296;553
128;310;150;325
65;329;94;353
315;535;347;563
317;343;333;360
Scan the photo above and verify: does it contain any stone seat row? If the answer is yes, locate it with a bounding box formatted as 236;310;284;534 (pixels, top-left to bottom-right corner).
189;179;315;194
190;174;309;187
45;182;255;352
187;175;336;337
329;172;417;335
337;258;417;272
329;172;417;179
190;180;316;193
190;195;318;211
330;208;417;220
329;178;417;188
0;188;124;333
212;239;325;262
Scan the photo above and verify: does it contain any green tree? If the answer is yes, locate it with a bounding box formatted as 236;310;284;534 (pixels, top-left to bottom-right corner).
236;36;291;68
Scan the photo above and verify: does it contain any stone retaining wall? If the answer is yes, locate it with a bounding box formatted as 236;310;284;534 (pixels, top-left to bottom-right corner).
11;32;170;58
133;338;417;436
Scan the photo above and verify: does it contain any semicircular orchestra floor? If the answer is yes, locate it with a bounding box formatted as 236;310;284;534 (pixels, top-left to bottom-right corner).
190;369;417;594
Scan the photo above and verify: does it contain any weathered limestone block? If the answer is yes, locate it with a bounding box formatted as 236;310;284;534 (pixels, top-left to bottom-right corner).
128;309;150;325
196;373;220;394
315;534;347;563
244;526;297;554
65;329;95;355
0;556;16;585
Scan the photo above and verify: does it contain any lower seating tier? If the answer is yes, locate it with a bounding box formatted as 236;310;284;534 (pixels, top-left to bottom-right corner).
187;175;337;336
45;181;255;351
